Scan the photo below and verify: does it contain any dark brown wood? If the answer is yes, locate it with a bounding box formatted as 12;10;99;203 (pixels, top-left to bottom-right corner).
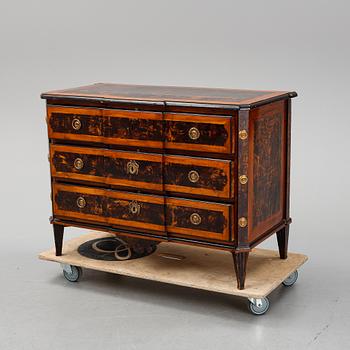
41;83;293;106
166;197;231;241
236;108;250;247
43;83;297;290
248;100;286;241
232;251;249;290
276;226;289;259
53;224;64;256
53;183;166;233
47;106;104;143
165;113;232;153
104;109;164;148
165;155;231;198
284;99;292;221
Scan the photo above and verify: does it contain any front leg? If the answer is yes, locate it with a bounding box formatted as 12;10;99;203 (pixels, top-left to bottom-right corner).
276;226;289;259
53;224;64;256
232;251;249;290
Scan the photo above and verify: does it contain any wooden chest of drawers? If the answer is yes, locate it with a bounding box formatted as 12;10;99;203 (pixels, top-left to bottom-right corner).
42;83;297;289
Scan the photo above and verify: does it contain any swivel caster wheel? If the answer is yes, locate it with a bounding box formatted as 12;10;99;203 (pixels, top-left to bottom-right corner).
248;297;270;315
61;264;83;282
282;270;298;287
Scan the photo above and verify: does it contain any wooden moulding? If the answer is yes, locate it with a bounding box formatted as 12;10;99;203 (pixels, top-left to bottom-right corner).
39;232;308;299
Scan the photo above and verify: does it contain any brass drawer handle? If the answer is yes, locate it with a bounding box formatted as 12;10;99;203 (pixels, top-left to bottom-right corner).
129;200;141;215
72;118;82;130
190;212;201;225
188;127;200;140
188;170;200;183
126;160;139;175
74;158;84;170
76;196;86;209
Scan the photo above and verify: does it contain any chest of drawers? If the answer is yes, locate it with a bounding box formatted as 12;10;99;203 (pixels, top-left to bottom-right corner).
42;83;297;289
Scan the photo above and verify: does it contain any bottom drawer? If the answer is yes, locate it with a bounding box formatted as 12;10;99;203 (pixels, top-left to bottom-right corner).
53;184;232;241
166;198;231;241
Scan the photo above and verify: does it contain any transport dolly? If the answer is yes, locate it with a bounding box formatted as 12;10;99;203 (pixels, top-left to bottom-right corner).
39;232;307;315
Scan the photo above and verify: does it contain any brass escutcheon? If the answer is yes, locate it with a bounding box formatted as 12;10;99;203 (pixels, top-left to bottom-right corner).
190;212;202;225
129;200;141;215
238;217;248;227
76;196;86;209
126;160;139;175
72;118;82;130
188;127;200;140
188;170;200;183
239;175;248;185
239;130;248;140
74;158;84;170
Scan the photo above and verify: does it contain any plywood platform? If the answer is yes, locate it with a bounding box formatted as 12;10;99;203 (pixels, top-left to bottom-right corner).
39;232;308;298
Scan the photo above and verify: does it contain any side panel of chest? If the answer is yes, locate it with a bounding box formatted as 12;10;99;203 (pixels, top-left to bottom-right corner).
247;100;287;242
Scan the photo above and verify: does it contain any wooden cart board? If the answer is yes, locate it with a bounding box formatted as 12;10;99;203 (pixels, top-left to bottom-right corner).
39;232;307;300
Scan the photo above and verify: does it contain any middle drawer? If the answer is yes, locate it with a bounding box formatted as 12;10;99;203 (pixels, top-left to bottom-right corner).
50;145;233;198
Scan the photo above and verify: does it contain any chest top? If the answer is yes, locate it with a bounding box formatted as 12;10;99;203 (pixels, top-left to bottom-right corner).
41;83;296;107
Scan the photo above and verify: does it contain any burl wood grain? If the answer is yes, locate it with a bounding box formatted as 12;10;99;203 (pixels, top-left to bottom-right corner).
52;151;104;178
164;155;231;198
47;107;234;154
53;184;166;232
50;145;232;198
50;145;163;191
164;113;232;153
53;184;232;240
48;106;103;143
105;157;162;185
104;109;164;148
248;100;286;241
166;198;231;241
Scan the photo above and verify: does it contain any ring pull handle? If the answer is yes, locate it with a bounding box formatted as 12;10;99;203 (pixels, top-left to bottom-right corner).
188;170;200;183
76;196;86;209
74;158;84;170
188;127;200;140
190;212;202;225
126;160;139;175
129;200;141;215
72;118;82;130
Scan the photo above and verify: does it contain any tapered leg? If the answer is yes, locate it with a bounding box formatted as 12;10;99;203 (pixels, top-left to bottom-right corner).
277;226;289;259
53;224;64;256
232;251;249;290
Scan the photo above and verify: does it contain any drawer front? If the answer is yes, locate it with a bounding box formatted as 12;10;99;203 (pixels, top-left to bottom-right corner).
50;145;163;191
48;107;163;147
164;155;232;198
166;198;231;241
165;113;232;154
48;107;233;154
48;106;103;142
53;184;165;232
104;109;164;148
104;150;163;190
51;145;105;183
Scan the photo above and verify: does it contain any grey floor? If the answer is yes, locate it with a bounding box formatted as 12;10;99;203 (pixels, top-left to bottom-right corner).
1;1;350;349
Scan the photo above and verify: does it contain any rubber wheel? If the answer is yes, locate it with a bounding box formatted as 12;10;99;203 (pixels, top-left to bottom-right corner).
282;270;298;287
248;297;270;315
63;265;83;282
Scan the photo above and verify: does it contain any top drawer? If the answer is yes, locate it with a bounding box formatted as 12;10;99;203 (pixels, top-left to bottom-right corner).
164;113;232;154
47;106;233;154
